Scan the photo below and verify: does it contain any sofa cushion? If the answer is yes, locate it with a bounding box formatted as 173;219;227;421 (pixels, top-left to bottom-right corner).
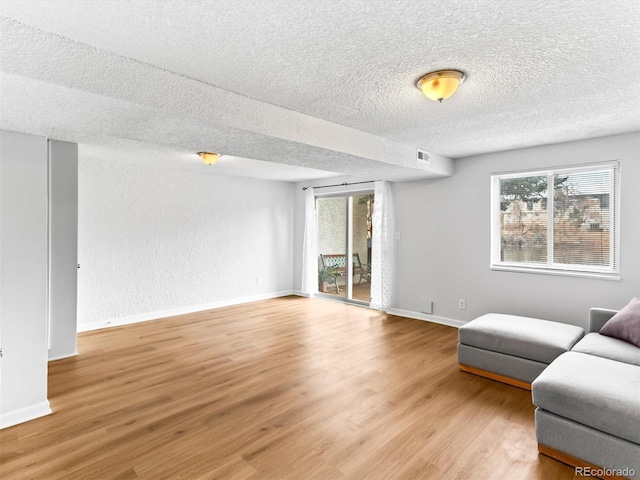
600;297;640;347
532;352;640;445
572;333;640;367
458;313;584;364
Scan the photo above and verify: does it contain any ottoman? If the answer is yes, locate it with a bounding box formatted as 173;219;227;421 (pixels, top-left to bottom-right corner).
457;313;584;389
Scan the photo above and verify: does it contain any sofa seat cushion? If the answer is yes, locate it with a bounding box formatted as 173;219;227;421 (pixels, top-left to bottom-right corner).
532;352;640;445
458;313;584;364
572;333;640;366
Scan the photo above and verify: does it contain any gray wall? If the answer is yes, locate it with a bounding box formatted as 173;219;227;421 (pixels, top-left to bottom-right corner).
0;130;51;428
393;132;640;328
48;140;78;360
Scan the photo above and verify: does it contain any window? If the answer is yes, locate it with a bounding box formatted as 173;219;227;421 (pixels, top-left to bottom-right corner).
491;162;620;278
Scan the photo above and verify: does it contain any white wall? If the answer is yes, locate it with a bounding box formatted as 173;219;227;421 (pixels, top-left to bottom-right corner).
317;197;347;255
77;157;294;330
0;130;51;428
393;132;640;329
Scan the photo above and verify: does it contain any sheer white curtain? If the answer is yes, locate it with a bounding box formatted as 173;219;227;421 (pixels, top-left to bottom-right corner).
370;181;394;310
301;188;318;296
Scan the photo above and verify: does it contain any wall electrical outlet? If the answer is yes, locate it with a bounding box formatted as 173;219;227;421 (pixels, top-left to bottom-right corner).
256;277;261;285
458;299;466;310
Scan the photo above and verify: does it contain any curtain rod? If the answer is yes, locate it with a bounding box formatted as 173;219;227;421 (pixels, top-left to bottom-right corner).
302;180;379;191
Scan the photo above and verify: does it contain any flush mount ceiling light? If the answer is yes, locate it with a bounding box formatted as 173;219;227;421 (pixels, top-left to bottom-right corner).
416;69;466;103
198;151;220;165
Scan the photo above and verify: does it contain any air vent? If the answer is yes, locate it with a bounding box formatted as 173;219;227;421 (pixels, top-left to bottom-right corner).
417;149;430;163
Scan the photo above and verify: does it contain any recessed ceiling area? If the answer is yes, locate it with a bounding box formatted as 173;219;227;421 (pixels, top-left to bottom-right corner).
80;142;343;183
1;1;639;182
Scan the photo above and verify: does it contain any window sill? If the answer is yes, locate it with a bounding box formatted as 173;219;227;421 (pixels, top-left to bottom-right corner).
490;264;621;281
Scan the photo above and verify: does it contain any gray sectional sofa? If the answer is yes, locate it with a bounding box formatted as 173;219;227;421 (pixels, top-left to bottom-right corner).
532;308;640;479
458;306;640;479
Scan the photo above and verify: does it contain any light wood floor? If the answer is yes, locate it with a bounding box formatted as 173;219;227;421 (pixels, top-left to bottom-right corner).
0;296;576;479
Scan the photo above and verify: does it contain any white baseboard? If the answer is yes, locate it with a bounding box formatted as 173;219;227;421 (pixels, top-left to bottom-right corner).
77;290;296;333
76;294;466;334
386;308;466;328
296;294;461;324
0;400;52;430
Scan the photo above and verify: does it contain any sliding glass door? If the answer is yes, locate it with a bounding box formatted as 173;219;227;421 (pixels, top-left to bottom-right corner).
316;193;372;304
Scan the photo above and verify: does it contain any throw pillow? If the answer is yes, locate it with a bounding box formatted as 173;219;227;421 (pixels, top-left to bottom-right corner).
600;297;640;347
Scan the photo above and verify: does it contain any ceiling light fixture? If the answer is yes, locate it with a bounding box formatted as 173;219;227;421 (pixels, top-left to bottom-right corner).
198;151;220;165
416;70;466;103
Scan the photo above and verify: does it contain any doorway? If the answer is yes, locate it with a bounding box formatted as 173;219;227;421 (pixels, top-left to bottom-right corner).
316;193;373;304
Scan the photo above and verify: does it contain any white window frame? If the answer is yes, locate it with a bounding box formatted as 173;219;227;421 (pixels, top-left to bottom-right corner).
490;161;620;280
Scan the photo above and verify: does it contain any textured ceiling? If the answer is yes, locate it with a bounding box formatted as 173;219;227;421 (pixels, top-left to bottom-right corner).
1;0;639;182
